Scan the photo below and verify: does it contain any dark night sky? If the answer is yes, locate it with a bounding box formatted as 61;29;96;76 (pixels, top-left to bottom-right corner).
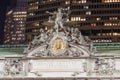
0;0;10;45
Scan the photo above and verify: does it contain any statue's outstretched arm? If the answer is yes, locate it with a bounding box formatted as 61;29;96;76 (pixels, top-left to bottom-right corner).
46;11;56;15
65;11;71;16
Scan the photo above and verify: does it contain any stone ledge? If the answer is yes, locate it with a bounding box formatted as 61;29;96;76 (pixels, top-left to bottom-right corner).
0;77;120;80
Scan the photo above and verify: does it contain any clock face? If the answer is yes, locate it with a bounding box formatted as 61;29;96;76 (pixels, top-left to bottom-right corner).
50;37;67;55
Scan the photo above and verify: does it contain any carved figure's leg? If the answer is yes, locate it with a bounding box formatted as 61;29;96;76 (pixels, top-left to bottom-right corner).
54;21;59;35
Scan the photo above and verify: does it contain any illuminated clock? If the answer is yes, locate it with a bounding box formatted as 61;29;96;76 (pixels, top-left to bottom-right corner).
50;36;67;55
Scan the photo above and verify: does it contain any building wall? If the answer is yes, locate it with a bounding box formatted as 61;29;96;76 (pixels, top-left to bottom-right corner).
4;0;27;45
26;0;120;43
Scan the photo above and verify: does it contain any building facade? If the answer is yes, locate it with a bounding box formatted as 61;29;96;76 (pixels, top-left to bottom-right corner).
4;0;27;45
26;0;120;43
1;11;120;79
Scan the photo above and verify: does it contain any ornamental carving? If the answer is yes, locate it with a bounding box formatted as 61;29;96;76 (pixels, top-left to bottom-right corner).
4;58;23;76
24;8;96;57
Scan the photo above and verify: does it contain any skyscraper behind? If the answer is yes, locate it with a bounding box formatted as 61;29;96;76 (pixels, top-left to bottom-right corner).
4;0;27;45
0;0;11;45
26;0;120;43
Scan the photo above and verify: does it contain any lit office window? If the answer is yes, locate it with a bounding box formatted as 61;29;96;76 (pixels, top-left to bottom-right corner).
76;17;79;21
65;1;70;4
104;23;112;26
33;22;39;26
36;1;39;4
71;17;75;21
17;38;22;40
84;6;89;9
113;32;120;36
28;6;38;10
109;17;118;20
104;22;119;26
118;23;120;26
112;23;118;26
11;38;15;41
49;0;56;2
102;0;120;3
93;39;112;43
72;0;86;4
45;26;48;30
86;11;91;15
99;33;112;36
29;13;35;16
91;23;96;27
29;1;39;5
32;29;39;33
71;17;85;21
81;0;86;3
96;18;101;21
80;18;86;21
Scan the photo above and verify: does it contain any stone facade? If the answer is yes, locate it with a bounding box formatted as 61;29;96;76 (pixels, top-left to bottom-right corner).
0;8;120;79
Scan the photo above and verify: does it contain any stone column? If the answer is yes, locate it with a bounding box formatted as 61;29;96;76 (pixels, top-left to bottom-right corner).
23;58;29;76
86;57;94;76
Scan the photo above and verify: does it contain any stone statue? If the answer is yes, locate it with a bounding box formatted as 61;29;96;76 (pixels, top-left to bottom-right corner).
4;58;23;76
26;8;94;57
46;8;69;34
46;8;63;27
94;58;115;75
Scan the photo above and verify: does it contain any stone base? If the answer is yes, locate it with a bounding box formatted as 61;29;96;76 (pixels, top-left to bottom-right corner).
0;77;120;80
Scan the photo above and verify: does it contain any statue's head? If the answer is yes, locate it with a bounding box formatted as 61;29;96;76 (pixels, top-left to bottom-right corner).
58;8;62;12
75;28;79;32
40;28;44;33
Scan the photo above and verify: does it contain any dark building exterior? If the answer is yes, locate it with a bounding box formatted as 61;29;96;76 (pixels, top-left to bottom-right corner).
26;0;120;43
4;0;27;45
0;0;11;45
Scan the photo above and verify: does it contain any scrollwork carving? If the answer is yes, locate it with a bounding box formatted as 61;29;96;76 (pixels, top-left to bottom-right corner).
4;58;23;76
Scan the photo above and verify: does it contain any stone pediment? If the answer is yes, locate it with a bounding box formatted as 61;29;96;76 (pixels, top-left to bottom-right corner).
24;8;96;58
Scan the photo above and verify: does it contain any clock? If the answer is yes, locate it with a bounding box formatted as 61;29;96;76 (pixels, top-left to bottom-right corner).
50;36;67;55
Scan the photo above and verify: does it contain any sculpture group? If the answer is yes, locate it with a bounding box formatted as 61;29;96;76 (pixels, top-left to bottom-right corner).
24;8;96;57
